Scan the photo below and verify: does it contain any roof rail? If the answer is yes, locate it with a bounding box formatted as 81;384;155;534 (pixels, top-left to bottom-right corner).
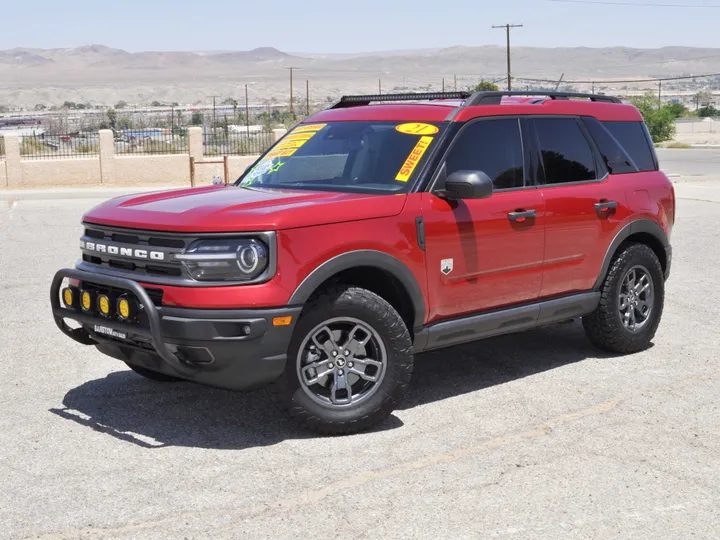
465;91;622;105
331;91;472;109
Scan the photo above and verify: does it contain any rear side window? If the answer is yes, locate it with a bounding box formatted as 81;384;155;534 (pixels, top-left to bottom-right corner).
602;121;658;172
583;117;638;174
534;118;597;184
445;118;525;190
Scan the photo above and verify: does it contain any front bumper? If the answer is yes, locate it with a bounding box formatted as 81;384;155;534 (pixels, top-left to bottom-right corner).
51;268;300;390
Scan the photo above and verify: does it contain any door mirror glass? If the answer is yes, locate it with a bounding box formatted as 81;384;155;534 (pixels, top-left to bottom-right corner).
443;170;493;200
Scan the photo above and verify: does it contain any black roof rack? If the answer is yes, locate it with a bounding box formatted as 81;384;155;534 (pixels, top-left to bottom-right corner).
465;90;622;105
331;91;471;109
329;90;622;110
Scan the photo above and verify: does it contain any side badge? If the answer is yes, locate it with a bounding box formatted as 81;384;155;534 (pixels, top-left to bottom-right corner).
441;258;454;276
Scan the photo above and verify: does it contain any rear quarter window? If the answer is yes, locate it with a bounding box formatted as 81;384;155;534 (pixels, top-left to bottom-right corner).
602;121;658;172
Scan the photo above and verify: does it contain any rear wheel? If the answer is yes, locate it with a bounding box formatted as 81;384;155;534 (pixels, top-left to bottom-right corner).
269;286;413;435
583;243;664;354
125;363;183;382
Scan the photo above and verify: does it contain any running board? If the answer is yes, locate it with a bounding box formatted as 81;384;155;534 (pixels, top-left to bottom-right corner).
412;292;600;353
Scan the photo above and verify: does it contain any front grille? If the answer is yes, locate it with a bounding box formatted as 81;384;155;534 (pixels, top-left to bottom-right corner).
80;225;190;279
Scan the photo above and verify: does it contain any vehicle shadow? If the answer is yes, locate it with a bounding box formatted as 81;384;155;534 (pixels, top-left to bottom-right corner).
49;320;610;450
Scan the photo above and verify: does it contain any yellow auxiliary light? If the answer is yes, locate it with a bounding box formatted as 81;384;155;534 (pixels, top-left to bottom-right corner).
81;290;94;312
62;287;75;308
117;296;132;320
98;295;111;316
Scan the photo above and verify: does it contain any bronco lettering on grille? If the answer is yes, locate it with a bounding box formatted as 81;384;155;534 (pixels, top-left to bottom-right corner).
80;240;165;261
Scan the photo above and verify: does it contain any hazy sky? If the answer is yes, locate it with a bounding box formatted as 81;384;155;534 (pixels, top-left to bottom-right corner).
3;0;720;52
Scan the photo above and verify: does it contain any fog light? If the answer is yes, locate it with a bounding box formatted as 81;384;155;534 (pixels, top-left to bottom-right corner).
117;296;133;320
62;287;76;308
98;295;111;316
81;290;94;312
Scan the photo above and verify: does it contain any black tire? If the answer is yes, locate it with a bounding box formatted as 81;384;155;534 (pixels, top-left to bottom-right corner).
269;286;413;435
125;363;183;382
583;243;665;354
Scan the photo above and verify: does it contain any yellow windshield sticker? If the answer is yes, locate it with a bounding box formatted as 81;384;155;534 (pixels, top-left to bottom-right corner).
293;123;327;133
396;123;439;136
396;136;433;182
265;148;297;159
284;132;317;142
274;139;310;150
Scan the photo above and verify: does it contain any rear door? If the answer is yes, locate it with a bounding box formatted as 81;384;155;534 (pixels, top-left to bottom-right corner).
530;116;628;297
421;117;546;321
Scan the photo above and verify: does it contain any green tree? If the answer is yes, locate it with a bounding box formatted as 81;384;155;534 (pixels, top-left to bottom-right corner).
474;81;500;92
115;100;128;109
698;105;719;118
151;100;163;107
666;102;688;119
34;104;47;111
629;92;676;143
191;111;204;126
106;108;118;130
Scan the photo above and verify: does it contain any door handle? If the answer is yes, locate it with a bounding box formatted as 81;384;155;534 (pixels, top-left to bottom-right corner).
508;209;537;223
594;200;618;216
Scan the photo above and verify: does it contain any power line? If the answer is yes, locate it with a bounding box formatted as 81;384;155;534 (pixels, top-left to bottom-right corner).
547;0;720;7
514;72;720;84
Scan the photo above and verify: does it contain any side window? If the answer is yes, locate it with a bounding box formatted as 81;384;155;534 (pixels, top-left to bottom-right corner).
445;119;525;190
603;121;658;172
534;118;597;184
583;117;638;174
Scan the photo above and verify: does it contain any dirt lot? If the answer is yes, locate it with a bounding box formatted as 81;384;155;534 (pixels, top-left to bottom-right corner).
0;162;719;539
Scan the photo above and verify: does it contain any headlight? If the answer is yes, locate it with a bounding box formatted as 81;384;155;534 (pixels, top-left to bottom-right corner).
176;239;269;282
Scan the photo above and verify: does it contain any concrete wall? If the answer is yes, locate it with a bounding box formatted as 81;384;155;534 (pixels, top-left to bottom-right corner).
0;127;285;189
675;119;720;134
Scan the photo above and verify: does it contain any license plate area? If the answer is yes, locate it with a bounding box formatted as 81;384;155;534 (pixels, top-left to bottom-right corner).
93;325;128;340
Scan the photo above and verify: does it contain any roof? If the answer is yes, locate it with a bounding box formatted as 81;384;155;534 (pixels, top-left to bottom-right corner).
307;91;643;124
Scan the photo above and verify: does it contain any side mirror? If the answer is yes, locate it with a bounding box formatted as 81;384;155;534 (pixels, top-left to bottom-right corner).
442;170;493;200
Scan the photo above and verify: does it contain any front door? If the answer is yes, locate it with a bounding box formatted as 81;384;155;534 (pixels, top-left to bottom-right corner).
422;117;546;323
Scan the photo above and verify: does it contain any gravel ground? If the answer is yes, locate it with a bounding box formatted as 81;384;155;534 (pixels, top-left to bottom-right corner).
0;179;718;539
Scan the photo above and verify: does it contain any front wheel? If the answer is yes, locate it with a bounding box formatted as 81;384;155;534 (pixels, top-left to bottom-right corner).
583;243;665;354
269;286;413;435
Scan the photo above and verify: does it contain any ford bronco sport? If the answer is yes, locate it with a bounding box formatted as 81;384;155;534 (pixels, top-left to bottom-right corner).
51;91;674;435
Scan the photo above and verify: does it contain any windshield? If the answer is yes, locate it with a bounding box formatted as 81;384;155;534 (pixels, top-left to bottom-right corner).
236;121;445;194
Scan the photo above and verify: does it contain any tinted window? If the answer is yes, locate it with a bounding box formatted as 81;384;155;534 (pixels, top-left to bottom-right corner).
583;117;638;174
603;121;658;172
534;118;597;184
445;119;524;190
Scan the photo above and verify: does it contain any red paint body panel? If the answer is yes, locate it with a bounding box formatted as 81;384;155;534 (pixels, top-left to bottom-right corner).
84;186;406;233
309;104;456;123
454;102;643;123
421;190;546;321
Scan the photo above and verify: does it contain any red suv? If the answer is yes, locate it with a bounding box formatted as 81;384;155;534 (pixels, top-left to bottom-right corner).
51;91;674;434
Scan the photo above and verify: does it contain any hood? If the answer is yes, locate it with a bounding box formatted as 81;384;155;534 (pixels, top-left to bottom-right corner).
82;185;407;233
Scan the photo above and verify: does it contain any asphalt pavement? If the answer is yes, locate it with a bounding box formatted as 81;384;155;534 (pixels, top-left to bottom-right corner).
1;159;719;539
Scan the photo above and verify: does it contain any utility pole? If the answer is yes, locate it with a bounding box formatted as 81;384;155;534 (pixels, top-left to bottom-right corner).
493;23;523;91
210;95;219;131
378;78;382;95
454;74;457;91
658;80;662;107
284;67;300;118
306;79;310;117
442;77;445;92
245;84;250;136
